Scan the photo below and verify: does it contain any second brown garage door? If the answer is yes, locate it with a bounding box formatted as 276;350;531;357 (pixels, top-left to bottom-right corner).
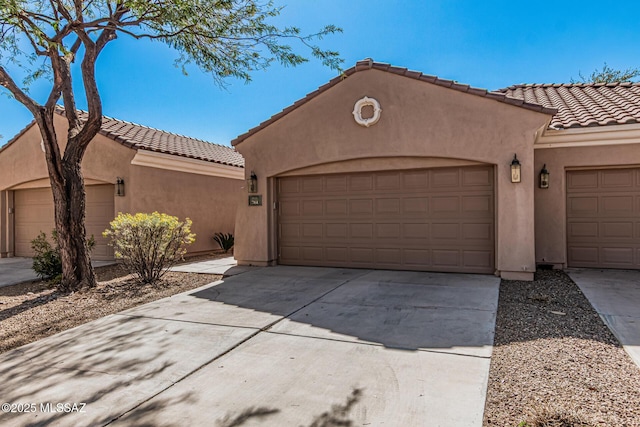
278;166;495;273
567;168;640;269
14;185;115;260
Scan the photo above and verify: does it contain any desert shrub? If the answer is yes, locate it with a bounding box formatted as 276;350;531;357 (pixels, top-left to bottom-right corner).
103;212;195;284
213;232;234;253
31;230;95;283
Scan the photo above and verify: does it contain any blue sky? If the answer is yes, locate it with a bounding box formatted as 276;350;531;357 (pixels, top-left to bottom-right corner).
2;0;640;146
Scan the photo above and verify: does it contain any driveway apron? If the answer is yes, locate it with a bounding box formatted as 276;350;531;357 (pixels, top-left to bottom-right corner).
0;266;500;427
568;269;640;368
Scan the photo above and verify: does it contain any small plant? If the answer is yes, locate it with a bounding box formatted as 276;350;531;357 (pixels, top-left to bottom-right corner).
524;403;597;427
31;230;95;283
213;232;234;253
103;212;196;284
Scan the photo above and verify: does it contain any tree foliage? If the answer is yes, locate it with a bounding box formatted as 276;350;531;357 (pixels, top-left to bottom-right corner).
572;62;640;84
0;1;341;291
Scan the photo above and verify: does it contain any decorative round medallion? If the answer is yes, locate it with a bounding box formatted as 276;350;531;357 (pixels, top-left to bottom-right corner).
352;96;382;127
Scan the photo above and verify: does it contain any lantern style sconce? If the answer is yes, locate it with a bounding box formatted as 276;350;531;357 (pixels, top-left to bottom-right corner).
510;154;521;183
539;164;550;189
116;177;125;197
247;171;258;194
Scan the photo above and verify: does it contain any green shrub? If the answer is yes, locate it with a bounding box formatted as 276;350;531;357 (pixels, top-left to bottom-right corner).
213;232;234;253
103;212;196;284
31;230;95;283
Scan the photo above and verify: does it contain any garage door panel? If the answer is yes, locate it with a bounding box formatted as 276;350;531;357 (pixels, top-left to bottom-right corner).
568;246;599;265
602;196;634;214
432;250;460;267
350;223;373;239
278;167;494;274
601;169;634;188
375;173;401;190
462;168;492;187
602;247;634;265
376;223;401;238
326;247;347;261
431;196;460;214
350;247;374;263
567;171;598;190
349;199;373;214
302;200;323;216
568;197;599;216
325;199;348;215
325;223;348;238
462;223;493;241
567;168;640;269
432;223;459;240
403;223;429;239
349;175;373;191
431;169;459;188
403;171;428;188
463;251;493;269
325;176;347;192
402;197;429;214
280;200;300;216
602;222;634;239
568;222;598;238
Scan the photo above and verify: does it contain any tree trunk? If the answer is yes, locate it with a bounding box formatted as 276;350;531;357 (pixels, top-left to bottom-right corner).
51;162;97;292
37;113;96;293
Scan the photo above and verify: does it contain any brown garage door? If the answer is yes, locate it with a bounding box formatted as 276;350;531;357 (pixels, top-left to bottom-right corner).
15;185;115;260
278;166;495;273
567;168;640;269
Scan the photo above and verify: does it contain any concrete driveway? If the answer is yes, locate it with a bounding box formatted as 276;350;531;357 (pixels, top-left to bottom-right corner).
0;257;39;288
568;269;640;368
0;257;115;288
0;266;500;426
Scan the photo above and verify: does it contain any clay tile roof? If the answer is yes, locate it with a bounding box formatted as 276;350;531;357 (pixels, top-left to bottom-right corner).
500;82;640;130
231;59;557;146
69;109;244;167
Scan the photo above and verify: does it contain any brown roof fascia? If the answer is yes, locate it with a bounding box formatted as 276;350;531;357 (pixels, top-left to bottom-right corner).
231;59;557;146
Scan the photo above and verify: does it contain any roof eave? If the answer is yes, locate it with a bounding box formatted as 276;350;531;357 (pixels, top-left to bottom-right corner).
231;60;556;146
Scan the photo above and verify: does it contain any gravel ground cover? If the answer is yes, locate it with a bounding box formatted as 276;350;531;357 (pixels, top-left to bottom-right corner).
484;270;640;427
0;252;229;354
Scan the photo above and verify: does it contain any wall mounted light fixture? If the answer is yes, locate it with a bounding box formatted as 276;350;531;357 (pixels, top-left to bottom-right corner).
116;177;125;197
510;154;521;183
247;171;258;194
539;164;550;189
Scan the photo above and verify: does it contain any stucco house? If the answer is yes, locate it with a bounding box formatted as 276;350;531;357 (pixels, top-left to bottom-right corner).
232;59;640;281
0;109;244;260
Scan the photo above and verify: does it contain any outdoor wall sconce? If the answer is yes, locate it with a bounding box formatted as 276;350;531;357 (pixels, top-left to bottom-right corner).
510;154;521;183
539;164;550;189
116;177;125;197
247;171;258;194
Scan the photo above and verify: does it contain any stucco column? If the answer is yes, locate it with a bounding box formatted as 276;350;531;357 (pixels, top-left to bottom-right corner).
0;190;14;258
496;159;536;281
0;190;6;257
234;168;272;266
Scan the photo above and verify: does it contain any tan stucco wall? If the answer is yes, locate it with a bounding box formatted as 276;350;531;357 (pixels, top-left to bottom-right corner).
534;143;640;266
0;114;243;257
0;115;135;191
128;165;241;253
234;69;551;278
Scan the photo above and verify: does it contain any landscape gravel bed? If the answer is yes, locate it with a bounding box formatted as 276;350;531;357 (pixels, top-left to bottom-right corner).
0;261;224;354
484;270;640;426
